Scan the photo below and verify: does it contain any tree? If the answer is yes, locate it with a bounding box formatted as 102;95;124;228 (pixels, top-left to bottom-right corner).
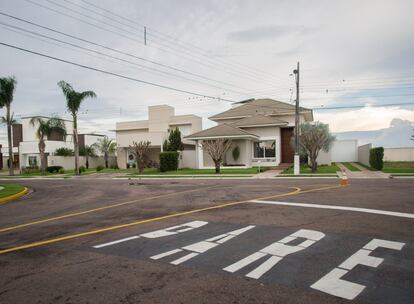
30;116;67;173
55;147;74;156
201;138;232;173
164;127;184;151
57;81;96;175
93;136;116;168
130;141;151;174
0;76;17;175
80;145;97;169
298;122;335;173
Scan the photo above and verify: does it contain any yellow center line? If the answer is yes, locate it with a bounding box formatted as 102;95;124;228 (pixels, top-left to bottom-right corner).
0;184;347;255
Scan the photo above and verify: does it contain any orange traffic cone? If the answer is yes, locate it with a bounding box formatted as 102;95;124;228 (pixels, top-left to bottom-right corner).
340;170;349;185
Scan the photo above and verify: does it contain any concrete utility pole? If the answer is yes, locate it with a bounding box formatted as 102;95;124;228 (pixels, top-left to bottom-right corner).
293;62;300;175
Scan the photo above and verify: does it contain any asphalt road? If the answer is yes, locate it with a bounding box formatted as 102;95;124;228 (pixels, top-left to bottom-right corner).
0;178;412;304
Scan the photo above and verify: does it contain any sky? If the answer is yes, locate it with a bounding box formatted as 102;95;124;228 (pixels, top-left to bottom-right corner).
0;0;413;145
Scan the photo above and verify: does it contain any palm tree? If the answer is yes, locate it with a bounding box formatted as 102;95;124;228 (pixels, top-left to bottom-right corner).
57;81;96;175
0;76;17;176
80;145;96;169
94;136;116;168
30;116;67;173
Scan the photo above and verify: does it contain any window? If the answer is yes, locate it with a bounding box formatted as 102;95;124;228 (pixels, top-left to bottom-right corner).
28;156;37;168
254;140;276;158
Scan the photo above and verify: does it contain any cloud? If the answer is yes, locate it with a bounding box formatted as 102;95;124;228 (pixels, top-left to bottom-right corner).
227;25;305;42
315;106;414;132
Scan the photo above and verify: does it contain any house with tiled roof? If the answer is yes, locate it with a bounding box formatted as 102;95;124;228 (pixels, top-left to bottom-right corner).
185;98;313;168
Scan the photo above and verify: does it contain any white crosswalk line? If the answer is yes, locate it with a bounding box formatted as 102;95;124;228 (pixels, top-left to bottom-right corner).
93;236;140;249
151;249;183;260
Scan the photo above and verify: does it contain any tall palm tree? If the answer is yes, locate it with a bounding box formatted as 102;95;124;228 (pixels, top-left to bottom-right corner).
94;136;116;168
0;76;17;176
30;116;67;173
57;81;96;175
80;145;96;169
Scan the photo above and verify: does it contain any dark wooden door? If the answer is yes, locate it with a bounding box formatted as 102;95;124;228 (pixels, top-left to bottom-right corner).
281;127;294;163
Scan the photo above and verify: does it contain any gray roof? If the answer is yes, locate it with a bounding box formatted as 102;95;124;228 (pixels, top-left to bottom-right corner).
209;98;312;120
230;114;288;127
184;123;259;140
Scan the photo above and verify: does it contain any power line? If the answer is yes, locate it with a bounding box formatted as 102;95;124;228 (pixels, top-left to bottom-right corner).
312;102;414;110
0;11;247;92
0;41;238;102
0;22;247;94
23;0;277;86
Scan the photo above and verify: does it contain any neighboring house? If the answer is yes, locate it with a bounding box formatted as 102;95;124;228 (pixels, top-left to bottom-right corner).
185;98;313;168
0;116;105;169
116;105;202;169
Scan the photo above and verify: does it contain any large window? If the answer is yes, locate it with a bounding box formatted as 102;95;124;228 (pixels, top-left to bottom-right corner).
254;140;276;158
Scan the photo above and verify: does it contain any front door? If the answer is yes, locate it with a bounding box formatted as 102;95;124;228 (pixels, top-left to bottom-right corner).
281;127;294;163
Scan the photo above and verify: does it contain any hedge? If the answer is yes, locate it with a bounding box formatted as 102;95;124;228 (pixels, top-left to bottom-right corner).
46;166;63;173
369;147;384;170
159;151;179;172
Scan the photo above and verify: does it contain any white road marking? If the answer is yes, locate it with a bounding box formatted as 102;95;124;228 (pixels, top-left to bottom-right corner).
151;249;183;260
251;200;414;219
223;229;325;278
93;221;208;249
311;238;406;300
151;225;255;265
92;236;140;249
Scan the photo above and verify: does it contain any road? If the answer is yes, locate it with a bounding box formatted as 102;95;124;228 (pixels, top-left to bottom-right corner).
0;178;413;304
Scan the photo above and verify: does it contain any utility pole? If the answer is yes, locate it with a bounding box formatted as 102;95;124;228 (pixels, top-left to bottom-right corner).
144;26;147;45
293;62;300;175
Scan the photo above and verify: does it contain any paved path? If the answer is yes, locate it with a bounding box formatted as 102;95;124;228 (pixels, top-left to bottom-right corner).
337;162;390;179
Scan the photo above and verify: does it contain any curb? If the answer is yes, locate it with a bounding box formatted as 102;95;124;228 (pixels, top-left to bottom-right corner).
0;187;29;204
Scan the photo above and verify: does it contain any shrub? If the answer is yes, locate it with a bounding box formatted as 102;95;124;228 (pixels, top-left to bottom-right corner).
46;166;63;173
79;165;86;173
21;166;40;174
58;168;65;174
96;165;104;172
55;147;74;156
369;147;384;170
110;164;119;169
159;151;179;172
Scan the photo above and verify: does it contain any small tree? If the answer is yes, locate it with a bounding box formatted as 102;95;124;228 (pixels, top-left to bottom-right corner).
232;145;240;162
299;122;335;173
30;116;67;173
93;136;116;168
164;127;184;151
130;141;151;174
80;145;96;169
201;138;233;173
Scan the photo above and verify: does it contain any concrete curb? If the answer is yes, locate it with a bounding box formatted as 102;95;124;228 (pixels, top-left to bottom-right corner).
0;187;29;204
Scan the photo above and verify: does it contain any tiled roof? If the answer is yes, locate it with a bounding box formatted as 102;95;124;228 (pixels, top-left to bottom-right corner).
230;114;288;127
209;98;311;120
184;123;259;139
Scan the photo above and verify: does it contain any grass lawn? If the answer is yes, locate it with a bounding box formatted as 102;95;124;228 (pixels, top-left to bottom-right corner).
382;161;414;173
340;162;361;171
282;164;340;174
0;184;26;199
128;167;264;176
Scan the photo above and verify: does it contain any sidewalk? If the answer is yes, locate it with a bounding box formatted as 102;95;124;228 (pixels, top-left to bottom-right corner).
337;163;390;179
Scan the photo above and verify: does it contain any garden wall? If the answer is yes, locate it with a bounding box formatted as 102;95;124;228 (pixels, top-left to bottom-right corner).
384;147;414;161
357;143;372;167
48;156;117;169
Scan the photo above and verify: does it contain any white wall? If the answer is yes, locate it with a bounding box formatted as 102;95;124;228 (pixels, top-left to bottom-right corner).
384;148;414;161
48;156;117;169
179;150;196;169
330;140;358;162
358;143;372;166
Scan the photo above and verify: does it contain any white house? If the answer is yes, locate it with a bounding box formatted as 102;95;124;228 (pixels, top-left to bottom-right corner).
116;105;202;169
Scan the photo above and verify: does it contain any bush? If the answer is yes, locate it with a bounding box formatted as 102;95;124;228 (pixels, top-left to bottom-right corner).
110;164;119;169
79;166;86;173
55;147;74;156
159;151;179;172
46;166;63;173
96;165;104;172
369;147;384;170
21;166;40;174
58;168;65;174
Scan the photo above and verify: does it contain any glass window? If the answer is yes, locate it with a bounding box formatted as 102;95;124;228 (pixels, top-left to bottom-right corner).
254;140;275;158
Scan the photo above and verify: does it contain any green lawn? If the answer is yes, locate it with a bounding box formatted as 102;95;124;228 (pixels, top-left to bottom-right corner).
0;184;26;199
382;161;414;173
128;167;264;176
341;162;361;171
282;164;340;174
